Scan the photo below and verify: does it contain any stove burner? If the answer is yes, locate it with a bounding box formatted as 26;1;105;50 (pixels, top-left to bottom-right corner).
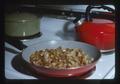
5;32;42;41
11;53;96;79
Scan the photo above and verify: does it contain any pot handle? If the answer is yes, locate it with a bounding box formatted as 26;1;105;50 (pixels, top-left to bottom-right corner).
5;38;27;50
85;5;115;21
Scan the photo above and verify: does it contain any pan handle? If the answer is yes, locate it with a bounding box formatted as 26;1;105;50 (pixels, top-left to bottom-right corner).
85;5;115;21
5;38;27;50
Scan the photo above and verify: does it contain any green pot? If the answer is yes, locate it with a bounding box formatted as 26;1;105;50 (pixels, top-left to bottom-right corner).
5;12;40;37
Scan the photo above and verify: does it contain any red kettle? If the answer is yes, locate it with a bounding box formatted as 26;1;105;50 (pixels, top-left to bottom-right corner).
74;5;115;52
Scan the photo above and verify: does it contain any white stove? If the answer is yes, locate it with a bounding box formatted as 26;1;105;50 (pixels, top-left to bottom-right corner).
5;16;115;79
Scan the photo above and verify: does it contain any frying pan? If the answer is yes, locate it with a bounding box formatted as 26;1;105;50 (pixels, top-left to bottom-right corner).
20;40;101;77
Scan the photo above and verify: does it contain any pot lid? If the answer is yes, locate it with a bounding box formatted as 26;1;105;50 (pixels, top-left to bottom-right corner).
5;12;38;22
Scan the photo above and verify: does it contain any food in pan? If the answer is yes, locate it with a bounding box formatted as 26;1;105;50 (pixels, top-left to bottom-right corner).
29;47;94;69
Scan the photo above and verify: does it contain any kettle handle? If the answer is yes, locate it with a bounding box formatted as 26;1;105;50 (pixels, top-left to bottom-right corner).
85;5;115;21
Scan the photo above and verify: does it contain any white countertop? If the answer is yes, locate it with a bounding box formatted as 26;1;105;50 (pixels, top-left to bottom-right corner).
5;16;115;79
